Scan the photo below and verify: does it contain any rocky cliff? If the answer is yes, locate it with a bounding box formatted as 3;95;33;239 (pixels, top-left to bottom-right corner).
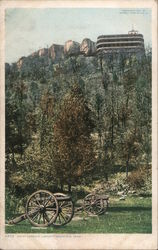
64;40;80;56
49;44;64;61
80;38;96;56
9;37;97;69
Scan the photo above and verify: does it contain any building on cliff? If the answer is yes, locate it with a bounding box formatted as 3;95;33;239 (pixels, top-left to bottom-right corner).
96;30;145;57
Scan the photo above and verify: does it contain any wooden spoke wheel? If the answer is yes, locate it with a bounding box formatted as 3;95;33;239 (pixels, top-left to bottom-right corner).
102;198;109;213
26;190;59;227
83;194;105;215
53;193;74;226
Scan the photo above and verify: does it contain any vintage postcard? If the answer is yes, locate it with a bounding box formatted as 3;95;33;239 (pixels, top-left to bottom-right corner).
0;0;157;249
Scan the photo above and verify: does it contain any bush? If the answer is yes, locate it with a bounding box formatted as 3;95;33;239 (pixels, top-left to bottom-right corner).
127;168;146;189
5;188;27;219
7;141;58;196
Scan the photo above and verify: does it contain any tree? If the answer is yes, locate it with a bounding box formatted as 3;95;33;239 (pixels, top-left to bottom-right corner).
8;138;57;196
39;90;55;150
5;78;32;159
53;84;96;191
119;128;142;177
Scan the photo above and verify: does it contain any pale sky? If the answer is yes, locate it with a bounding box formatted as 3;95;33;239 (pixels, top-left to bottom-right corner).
5;8;151;63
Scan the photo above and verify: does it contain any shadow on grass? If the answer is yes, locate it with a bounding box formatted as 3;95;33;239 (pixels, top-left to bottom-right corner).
109;206;151;212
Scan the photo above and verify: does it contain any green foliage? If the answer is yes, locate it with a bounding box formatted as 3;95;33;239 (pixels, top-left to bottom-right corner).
127;169;145;188
53;84;96;187
5;188;27;218
127;167;151;190
5;48;152;196
8;139;57;195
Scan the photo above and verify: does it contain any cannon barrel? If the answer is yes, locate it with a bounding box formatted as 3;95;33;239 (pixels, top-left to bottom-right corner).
8;214;27;224
8;210;38;225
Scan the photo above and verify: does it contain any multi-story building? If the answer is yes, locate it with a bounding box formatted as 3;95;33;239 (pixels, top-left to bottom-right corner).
96;30;145;56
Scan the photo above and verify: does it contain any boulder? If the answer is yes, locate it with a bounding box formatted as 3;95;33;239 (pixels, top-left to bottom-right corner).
128;190;133;194
117;191;124;196
48;44;64;61
64;40;80;56
80;38;96;56
75;199;83;206
119;196;126;201
131;190;137;194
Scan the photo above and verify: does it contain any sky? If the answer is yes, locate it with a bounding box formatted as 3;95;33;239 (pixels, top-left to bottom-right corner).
5;8;151;63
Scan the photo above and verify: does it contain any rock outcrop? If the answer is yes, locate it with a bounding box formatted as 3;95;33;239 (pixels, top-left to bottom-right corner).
80;38;96;56
64;40;80;56
38;48;48;57
9;37;97;68
17;57;26;69
49;44;64;61
31;51;39;57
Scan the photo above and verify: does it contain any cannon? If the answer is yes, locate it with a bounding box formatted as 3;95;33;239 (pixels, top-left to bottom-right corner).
83;193;109;215
8;190;109;227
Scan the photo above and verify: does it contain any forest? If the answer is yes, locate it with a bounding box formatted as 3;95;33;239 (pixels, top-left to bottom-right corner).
5;47;152;217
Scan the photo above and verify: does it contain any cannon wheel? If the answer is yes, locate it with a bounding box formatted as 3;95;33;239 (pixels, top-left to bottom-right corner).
83;194;105;215
102;199;109;213
26;190;59;227
53;193;74;226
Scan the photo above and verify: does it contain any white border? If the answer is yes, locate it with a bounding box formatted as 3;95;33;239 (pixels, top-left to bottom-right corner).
0;1;157;249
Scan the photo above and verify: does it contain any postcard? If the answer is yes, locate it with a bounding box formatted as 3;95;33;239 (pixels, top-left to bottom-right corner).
0;0;157;249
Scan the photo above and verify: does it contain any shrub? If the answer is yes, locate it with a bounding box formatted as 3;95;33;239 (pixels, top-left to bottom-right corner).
5;188;27;219
127;168;146;189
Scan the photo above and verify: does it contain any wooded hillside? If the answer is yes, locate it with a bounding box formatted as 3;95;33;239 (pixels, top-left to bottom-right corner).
5;48;152;198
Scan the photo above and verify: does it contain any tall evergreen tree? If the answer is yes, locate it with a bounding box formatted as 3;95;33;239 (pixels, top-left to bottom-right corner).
53;84;96;191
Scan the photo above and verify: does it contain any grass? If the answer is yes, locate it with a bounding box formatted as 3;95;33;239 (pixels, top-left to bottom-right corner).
5;196;152;234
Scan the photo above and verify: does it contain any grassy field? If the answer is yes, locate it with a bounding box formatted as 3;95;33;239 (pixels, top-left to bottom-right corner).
6;196;152;234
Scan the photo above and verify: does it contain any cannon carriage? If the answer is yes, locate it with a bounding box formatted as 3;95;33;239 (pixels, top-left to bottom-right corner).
8;189;109;227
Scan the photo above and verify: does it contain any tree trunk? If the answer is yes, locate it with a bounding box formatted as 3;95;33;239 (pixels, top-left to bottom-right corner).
111;80;114;144
105;173;108;181
68;184;71;192
60;182;63;192
111;116;114;144
97;107;100;121
20;141;23;159
99;57;103;75
12;149;15;162
126;160;129;178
